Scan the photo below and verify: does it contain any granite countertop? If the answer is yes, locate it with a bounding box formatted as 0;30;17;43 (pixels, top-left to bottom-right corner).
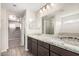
27;34;79;54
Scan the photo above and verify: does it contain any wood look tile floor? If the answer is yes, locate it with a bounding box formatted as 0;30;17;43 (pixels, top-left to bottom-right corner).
1;46;33;56
1;28;33;56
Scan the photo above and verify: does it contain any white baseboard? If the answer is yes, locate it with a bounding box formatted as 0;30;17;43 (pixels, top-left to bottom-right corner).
25;48;29;51
1;49;7;53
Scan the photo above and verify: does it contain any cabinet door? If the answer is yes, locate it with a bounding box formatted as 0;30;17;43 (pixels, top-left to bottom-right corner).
38;40;49;49
50;45;79;56
28;37;32;52
32;42;38;56
38;45;49;56
50;52;59;56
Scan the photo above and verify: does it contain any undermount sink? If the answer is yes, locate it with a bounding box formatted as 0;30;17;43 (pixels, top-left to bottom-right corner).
34;34;42;35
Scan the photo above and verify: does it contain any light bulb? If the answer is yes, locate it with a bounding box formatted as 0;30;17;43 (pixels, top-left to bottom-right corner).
51;3;54;6
29;18;33;22
46;5;50;9
40;10;42;13
43;7;46;11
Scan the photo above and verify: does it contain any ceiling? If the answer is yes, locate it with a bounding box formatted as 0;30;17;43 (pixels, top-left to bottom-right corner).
1;3;46;17
1;3;79;17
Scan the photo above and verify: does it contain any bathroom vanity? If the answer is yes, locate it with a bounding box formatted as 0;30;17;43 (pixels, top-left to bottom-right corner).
27;34;79;56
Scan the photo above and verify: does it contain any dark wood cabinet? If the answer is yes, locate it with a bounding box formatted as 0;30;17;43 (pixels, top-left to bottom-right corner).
38;45;49;56
27;37;32;52
32;39;38;56
38;40;49;56
50;52;59;56
50;45;79;56
32;38;38;43
38;40;49;49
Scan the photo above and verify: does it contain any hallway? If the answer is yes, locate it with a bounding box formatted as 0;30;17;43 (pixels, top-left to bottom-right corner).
1;28;33;56
8;28;21;49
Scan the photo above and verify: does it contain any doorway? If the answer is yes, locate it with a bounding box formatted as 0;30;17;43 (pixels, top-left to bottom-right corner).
8;20;21;49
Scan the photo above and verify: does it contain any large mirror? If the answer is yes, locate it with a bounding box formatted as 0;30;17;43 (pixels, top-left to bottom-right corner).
60;13;79;33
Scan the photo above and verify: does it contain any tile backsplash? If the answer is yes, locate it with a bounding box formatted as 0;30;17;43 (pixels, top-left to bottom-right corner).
58;33;79;39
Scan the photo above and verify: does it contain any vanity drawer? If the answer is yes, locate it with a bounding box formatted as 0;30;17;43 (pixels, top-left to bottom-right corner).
38;40;49;49
50;45;79;56
50;52;59;56
38;45;49;56
32;38;37;43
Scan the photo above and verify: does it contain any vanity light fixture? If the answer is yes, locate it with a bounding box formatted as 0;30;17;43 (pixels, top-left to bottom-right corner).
39;3;52;14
